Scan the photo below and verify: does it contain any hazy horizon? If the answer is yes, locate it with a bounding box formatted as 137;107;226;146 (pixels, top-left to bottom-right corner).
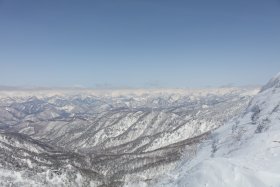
0;83;261;90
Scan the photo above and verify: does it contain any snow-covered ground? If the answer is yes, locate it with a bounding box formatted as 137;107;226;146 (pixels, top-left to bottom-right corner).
154;73;280;187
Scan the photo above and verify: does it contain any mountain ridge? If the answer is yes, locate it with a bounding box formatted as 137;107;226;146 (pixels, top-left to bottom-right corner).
154;72;280;187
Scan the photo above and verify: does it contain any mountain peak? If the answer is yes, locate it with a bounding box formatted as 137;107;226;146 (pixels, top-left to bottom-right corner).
261;72;280;92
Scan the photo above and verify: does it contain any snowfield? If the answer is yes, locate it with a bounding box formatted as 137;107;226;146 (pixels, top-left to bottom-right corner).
154;73;280;187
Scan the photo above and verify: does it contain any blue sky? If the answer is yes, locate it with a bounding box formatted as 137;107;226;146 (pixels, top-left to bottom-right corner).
0;0;280;88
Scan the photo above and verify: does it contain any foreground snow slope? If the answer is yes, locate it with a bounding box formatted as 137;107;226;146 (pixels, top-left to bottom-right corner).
155;73;280;187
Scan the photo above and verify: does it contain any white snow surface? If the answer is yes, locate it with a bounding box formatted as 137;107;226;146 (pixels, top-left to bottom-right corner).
153;73;280;187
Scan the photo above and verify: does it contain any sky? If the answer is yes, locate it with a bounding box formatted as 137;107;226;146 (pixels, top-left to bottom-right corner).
0;0;280;88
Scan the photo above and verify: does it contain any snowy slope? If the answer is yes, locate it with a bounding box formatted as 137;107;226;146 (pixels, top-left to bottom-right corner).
154;73;280;187
0;132;103;187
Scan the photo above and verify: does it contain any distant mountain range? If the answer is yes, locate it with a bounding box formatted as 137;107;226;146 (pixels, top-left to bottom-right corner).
0;86;259;186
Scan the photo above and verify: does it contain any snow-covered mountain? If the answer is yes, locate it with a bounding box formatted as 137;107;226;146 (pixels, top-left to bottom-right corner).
0;131;100;187
154;73;280;187
0;87;258;186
